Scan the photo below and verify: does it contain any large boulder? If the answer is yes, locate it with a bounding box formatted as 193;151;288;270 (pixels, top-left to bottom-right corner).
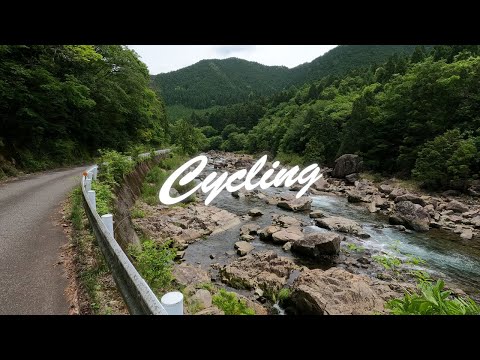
332;154;363;178
446;200;469;213
291;232;344;258
234;241;255;256
271;227;303;244
290;268;399;315
173;264;210;287
315;216;370;238
277;197;312;212
390;201;430;232
220;251;299;296
394;193;427;207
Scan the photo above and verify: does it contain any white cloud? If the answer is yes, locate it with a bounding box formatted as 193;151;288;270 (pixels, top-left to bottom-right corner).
128;45;337;74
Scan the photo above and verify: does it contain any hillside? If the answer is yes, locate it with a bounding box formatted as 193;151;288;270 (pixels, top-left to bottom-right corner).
151;57;293;109
151;45;421;110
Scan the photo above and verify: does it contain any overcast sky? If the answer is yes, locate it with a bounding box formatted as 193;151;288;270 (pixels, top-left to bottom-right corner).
127;45;337;75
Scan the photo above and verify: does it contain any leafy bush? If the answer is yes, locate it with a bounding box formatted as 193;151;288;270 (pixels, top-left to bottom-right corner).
91;182;114;215
131;207;145;219
98;149;134;186
387;279;480;315
212;289;255;315
129;240;176;293
372;255;402;270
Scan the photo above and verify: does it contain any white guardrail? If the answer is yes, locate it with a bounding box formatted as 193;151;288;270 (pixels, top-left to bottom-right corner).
80;150;183;315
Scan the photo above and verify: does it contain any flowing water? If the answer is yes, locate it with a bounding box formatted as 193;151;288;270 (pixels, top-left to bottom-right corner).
184;162;480;300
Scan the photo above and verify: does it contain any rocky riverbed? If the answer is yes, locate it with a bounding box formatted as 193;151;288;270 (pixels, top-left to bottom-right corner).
133;151;480;315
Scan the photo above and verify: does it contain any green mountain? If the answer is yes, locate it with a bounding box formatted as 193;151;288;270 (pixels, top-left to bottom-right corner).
151;45;420;109
151;57;293;109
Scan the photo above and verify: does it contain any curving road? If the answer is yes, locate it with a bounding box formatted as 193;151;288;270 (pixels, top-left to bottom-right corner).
0;166;87;314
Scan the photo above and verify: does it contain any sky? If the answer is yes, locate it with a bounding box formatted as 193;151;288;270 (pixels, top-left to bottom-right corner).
127;45;337;75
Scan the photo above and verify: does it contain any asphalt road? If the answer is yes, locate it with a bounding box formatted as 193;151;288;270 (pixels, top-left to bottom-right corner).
0;166;87;314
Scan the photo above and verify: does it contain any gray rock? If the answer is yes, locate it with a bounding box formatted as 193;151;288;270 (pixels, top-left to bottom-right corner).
240;223;260;236
392;201;431;232
378;184;393;194
258;225;282;241
446;200;469;213
290;268;399;315
277;197;312;212
173;264;210;287
347;190;368;203
191;289;212;310
248;208;264;217
272;214;303;228
240;234;255;242
315;216;370;238
176;250;185;259
272;227;303;244
209;254;215;259
345;173;359;184
291;232;344;258
332;154;363;178
442;190;461;197
234;241;254;256
283;242;292;251
460;228;473;240
394;193;427;207
388;188;407;200
309;210;326;219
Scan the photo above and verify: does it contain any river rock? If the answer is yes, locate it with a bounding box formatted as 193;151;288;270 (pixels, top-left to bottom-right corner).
258;225;282;241
378;184;393;194
272;214;303;228
173;264;210;287
388;187;407;200
283;242;292;251
235;241;255;256
240;223;260;236
191;289;212;310
220;251;299;295
470;216;480;228
272;227;303;244
291;232;344;258
446;200;469;213
332;154;363;178
442;190;461;197
347;190;368;203
312;177;330;191
240;234;255;242
248;208;264;217
277;197;312;212
391;201;430;232
345;173;359;184
315;216;370;238
460;228;473;240
368;201;378;213
290;268;398;315
394;193;427;207
309;210;326;219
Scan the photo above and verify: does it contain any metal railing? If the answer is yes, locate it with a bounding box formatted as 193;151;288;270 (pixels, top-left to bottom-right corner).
80;150;183;315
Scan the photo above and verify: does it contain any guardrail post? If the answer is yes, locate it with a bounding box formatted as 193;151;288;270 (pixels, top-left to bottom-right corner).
87;190;96;210
101;214;114;238
87;171;93;181
92;166;98;180
160;292;184;315
85;178;92;192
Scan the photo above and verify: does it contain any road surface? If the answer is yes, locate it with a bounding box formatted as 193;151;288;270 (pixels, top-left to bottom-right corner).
0;166;87;314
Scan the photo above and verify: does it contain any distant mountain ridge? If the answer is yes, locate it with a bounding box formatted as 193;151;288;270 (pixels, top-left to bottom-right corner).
151;45;420;109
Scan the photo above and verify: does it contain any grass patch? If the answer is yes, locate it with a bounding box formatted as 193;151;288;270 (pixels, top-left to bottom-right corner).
131;205;146;219
212;289;255;315
91;182;114;215
68;186;127;314
387;279;480;315
346;243;365;252
128;239;176;295
372;254;402;271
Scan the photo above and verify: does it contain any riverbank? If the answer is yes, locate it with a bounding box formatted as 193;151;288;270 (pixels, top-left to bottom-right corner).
132;151;480;314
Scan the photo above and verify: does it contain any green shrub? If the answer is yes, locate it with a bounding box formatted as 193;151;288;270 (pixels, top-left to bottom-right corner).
212;289;255;315
277;288;291;305
91;182;114;215
131;207;146;219
98;149;134;186
129;240;176;293
387;279;480;315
